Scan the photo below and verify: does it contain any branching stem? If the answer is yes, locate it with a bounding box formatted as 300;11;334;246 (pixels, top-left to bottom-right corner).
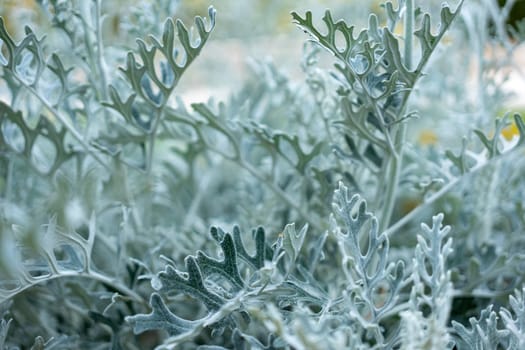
379;0;413;232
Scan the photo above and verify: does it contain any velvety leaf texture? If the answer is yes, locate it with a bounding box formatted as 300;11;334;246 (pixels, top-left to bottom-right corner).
2;0;525;348
127;293;199;336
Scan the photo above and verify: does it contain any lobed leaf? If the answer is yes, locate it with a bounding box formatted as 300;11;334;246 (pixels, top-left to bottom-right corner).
332;181;405;342
500;287;525;349
452;306;510;349
155;257;225;311
400;214;454;349
108;7;216;122
126;293;198;336
0;102;76;175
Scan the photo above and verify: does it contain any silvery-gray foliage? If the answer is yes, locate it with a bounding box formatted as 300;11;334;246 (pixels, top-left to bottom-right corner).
399;213;453;349
1;0;524;348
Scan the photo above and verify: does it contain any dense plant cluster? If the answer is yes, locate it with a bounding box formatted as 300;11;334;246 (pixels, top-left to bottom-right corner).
1;0;525;348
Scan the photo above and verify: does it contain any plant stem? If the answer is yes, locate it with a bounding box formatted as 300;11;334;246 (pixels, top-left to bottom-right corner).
94;0;110;108
182;164;216;231
92;0;143;232
146;108;163;174
385;141;523;237
379;0;413;232
0;270;147;306
404;0;414;71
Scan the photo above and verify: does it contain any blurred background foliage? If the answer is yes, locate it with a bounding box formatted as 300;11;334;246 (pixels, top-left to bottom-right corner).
1;0;525;231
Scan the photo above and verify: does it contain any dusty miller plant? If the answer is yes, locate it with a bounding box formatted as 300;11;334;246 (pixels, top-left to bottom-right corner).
0;0;524;348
